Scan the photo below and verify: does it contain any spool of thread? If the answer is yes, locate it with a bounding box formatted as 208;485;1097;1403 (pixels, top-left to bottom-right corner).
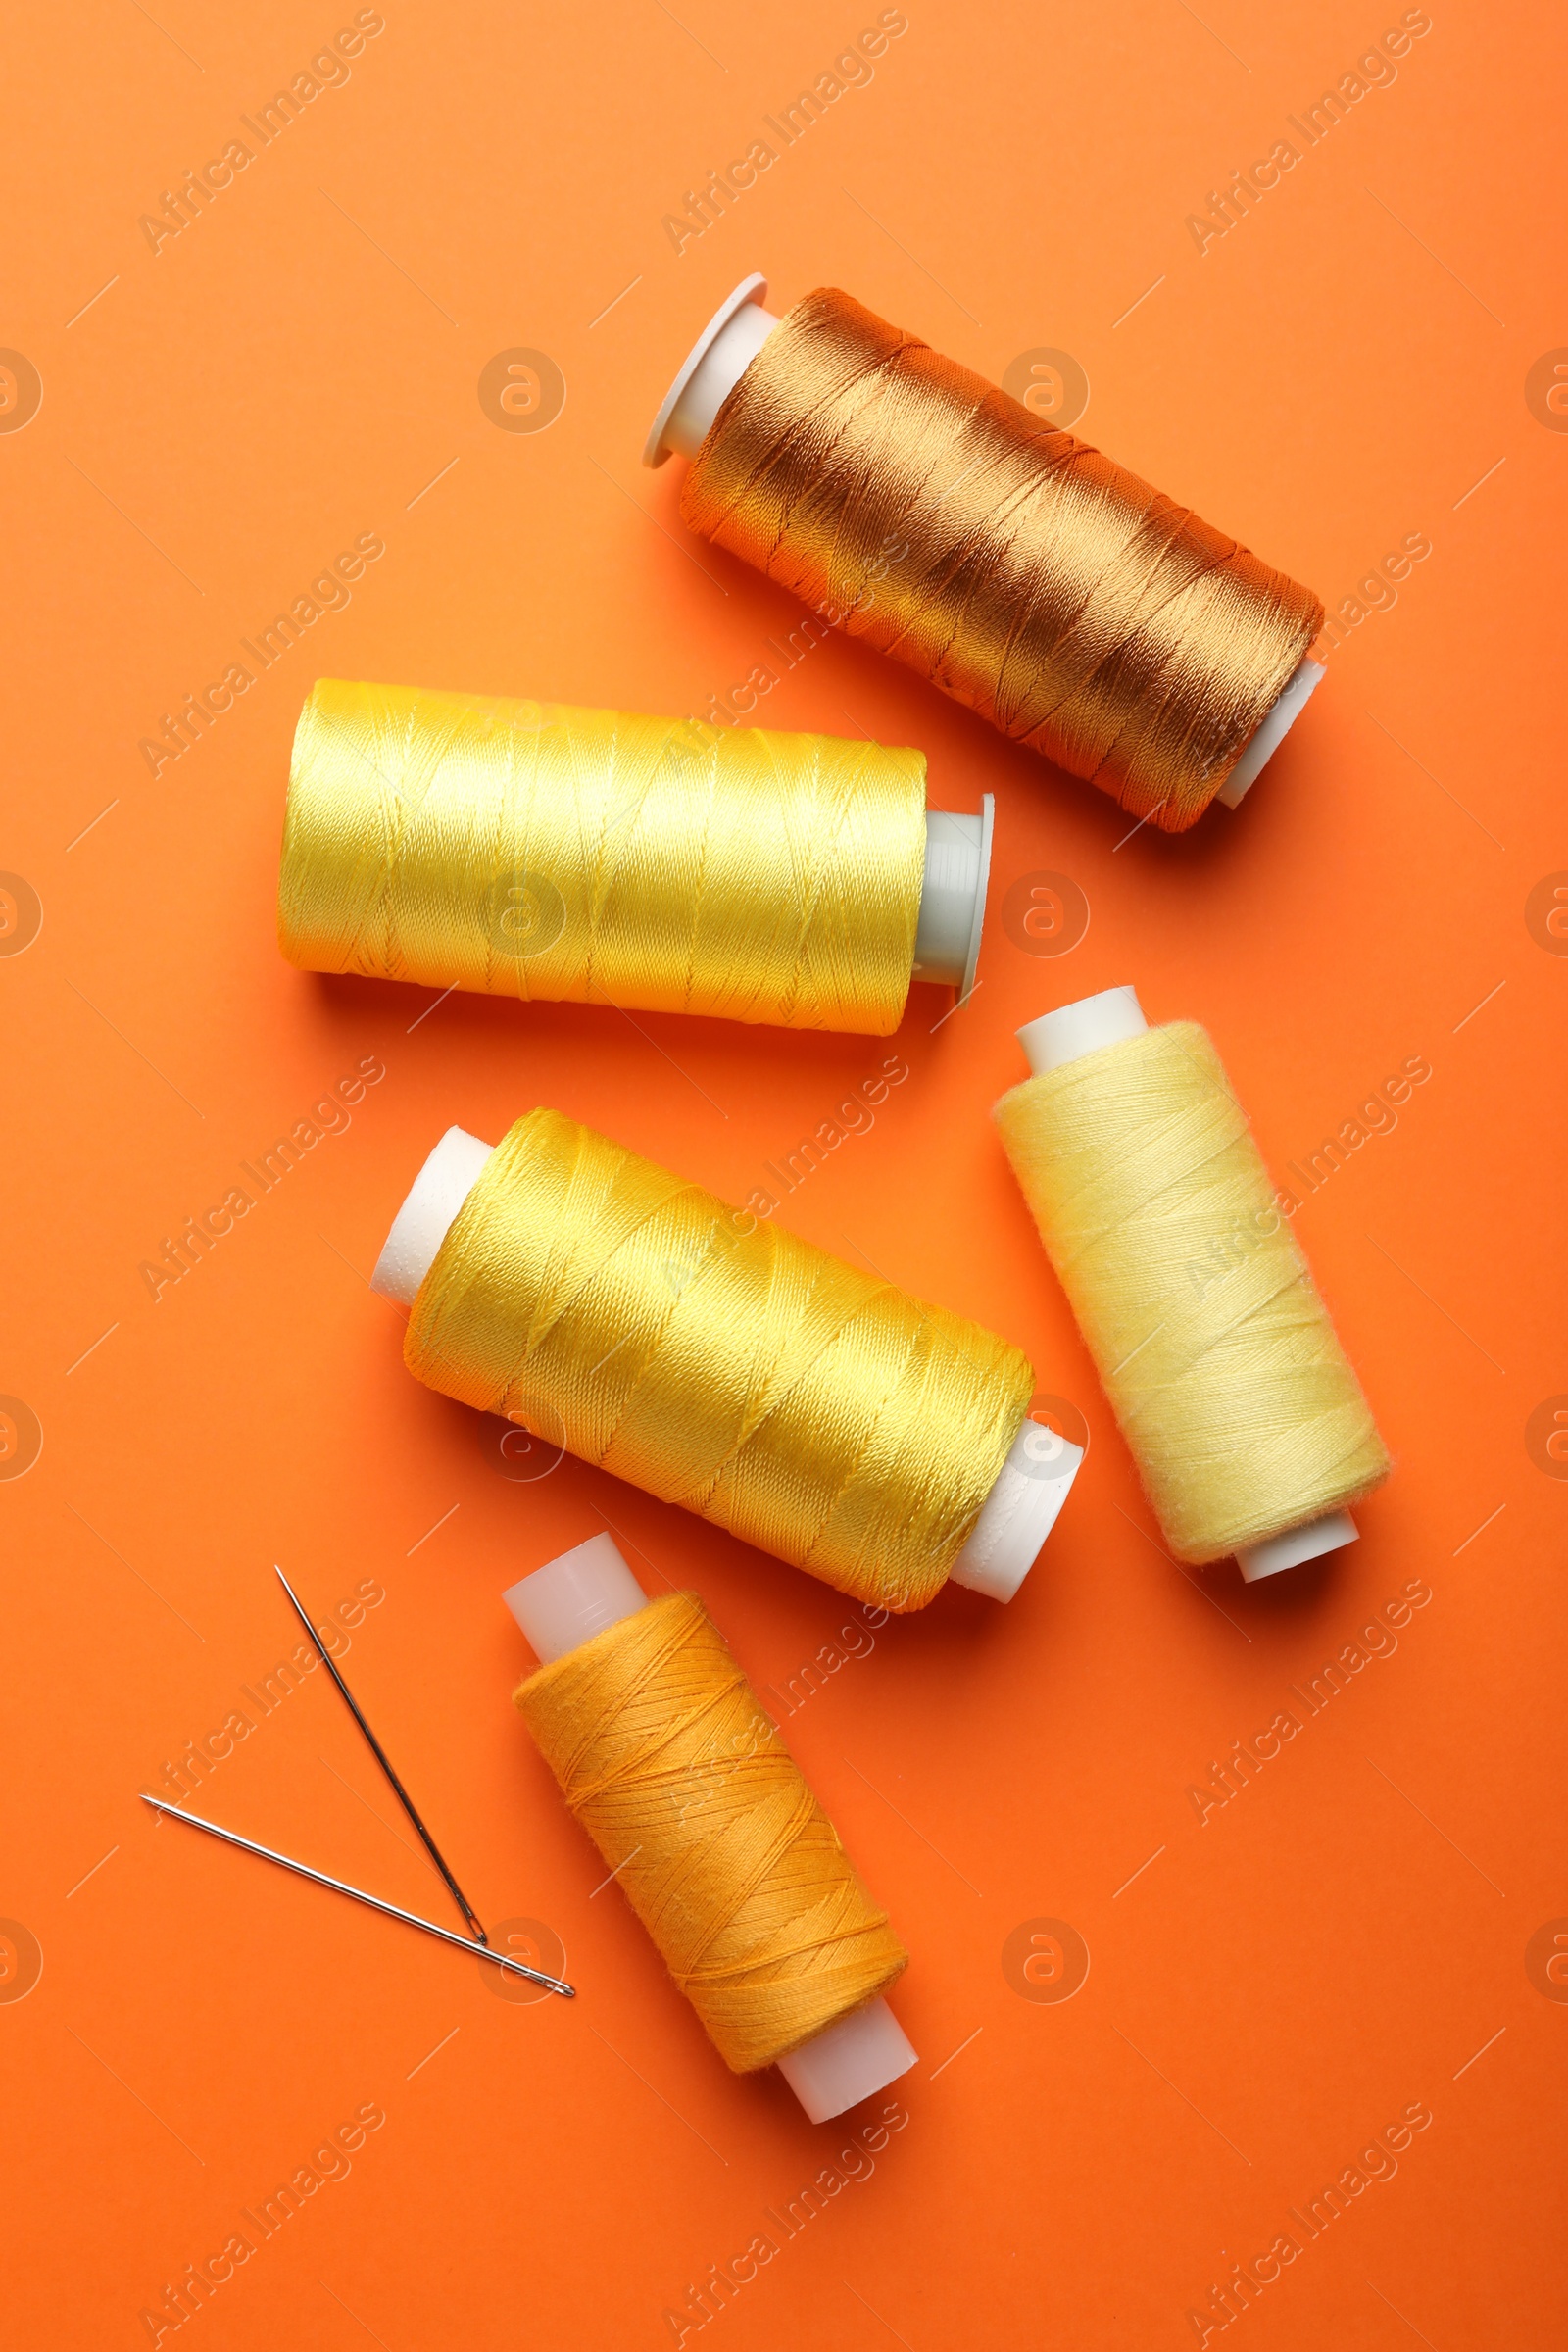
278;676;994;1030
646;276;1326;832
374;1111;1081;1607
507;1531;916;2123
994;987;1390;1580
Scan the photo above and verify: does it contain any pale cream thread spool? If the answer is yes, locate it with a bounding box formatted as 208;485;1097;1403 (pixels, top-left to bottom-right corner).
505;1531;918;2123
994;986;1392;1581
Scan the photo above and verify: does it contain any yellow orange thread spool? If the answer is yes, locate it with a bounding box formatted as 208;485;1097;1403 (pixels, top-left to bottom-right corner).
506;1532;914;2119
647;278;1326;832
994;987;1390;1580
373;1109;1080;1609
277;676;992;1032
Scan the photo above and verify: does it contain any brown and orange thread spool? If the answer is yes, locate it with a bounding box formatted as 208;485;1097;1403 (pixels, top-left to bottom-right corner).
647;277;1325;833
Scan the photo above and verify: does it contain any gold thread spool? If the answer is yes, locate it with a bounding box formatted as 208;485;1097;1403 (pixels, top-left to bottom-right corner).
277;676;930;1034
677;287;1324;832
514;1587;906;2073
994;1005;1390;1566
404;1107;1035;1609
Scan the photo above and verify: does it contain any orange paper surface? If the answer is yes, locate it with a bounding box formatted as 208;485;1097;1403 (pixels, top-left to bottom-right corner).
3;4;1564;2345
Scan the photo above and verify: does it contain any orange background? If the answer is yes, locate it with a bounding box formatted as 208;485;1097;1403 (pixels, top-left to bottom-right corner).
4;3;1565;2345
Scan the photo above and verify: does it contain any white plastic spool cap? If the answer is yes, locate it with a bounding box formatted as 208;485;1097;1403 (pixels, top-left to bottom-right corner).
375;1127;1075;1595
1236;1510;1358;1582
913;799;992;997
503;1532;648;1661
948;1412;1083;1601
775;1999;918;2129
1216;659;1325;808
370;1126;495;1305
644;275;779;467
1015;987;1357;1577
1017;984;1149;1076
504;1533;917;2124
645;274;1323;798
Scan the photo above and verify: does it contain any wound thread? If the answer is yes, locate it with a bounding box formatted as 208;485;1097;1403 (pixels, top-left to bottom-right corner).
681;288;1323;831
514;1590;906;2072
995;1022;1390;1561
277;676;928;1034
405;1107;1034;1609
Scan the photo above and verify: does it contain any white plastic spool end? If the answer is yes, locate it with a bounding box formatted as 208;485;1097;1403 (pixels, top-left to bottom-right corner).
1016;984;1148;1076
504;1533;649;1660
505;1532;917;2122
1237;1509;1358;1583
948;1413;1084;1601
370;1126;495;1306
775;1997;919;2126
912;798;993;997
1216;658;1326;809
1015;989;1359;1582
644;274;780;467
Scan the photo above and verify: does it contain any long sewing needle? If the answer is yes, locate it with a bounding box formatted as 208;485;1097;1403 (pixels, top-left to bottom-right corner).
274;1565;489;1945
141;1795;573;1996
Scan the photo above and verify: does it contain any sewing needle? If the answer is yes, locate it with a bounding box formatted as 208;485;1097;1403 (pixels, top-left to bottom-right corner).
275;1565;489;1944
141;1795;573;1996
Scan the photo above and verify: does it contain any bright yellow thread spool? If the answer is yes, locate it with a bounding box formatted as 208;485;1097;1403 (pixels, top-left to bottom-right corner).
405;1108;1034;1609
277;677;928;1034
995;1020;1390;1564
514;1590;906;2071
